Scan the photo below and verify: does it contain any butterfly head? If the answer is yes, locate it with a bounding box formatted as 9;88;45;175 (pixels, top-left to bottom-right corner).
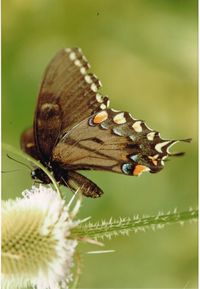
31;168;51;184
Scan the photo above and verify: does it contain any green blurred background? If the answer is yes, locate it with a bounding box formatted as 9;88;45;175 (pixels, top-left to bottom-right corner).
2;0;197;288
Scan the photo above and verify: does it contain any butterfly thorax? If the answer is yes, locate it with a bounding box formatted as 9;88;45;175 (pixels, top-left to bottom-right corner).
31;163;68;185
31;164;104;198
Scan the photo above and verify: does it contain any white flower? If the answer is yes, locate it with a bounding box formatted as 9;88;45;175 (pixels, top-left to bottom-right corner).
2;185;81;289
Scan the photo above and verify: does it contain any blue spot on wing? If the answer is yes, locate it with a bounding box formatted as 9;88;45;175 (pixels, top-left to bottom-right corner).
122;163;134;175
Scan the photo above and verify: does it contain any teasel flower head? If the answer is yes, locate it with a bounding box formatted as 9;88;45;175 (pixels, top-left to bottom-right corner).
2;185;82;289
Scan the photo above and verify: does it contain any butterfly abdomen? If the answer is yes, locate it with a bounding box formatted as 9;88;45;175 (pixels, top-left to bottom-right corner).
62;170;103;198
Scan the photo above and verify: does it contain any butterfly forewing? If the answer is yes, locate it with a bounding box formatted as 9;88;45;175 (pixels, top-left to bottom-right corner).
34;48;109;161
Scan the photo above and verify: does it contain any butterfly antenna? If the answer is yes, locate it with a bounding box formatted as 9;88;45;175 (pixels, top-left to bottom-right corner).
6;154;32;171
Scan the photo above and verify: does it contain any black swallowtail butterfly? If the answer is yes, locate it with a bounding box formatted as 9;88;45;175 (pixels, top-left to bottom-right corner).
21;48;190;198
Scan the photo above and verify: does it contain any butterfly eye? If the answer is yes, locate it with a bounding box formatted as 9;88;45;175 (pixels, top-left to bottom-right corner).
31;170;37;179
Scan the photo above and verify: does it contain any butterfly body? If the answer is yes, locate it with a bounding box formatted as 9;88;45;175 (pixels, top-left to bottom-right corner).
31;166;104;198
21;48;190;198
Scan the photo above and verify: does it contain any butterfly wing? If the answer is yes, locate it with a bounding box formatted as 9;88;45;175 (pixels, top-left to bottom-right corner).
36;48;187;176
34;48;109;161
52;108;188;176
22;116;178;176
22;47;189;196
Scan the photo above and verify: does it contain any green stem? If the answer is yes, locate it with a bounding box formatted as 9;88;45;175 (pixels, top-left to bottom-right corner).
73;209;198;240
2;143;61;196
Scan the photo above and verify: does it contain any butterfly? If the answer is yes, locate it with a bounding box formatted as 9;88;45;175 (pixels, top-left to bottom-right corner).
20;48;190;198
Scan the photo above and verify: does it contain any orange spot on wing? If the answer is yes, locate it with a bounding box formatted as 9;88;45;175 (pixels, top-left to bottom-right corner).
133;165;150;176
93;111;108;124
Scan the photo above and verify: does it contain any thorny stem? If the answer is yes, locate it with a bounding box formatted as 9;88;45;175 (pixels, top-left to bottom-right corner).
72;209;198;240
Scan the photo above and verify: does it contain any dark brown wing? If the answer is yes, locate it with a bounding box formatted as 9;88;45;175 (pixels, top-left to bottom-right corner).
34;48;109;162
52;108;190;176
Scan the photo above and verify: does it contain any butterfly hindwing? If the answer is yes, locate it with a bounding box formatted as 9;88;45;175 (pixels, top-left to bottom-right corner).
52;108;179;176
